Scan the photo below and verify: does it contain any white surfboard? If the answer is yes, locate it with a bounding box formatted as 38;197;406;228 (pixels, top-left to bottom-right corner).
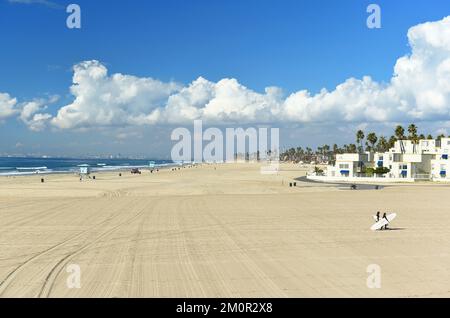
371;213;397;231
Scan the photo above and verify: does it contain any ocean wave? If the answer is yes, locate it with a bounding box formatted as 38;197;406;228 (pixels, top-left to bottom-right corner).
0;171;45;176
92;165;148;171
0;160;178;177
0;169;72;177
0;171;34;176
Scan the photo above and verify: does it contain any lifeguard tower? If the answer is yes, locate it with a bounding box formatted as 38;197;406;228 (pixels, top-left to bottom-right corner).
78;164;91;180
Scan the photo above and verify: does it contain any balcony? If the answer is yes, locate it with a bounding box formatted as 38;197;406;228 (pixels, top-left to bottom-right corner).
336;153;368;162
402;154;423;163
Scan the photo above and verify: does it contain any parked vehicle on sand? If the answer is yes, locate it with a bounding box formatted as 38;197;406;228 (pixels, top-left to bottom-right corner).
131;168;141;174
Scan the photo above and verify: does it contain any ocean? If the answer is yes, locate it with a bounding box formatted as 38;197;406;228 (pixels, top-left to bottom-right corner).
0;157;176;176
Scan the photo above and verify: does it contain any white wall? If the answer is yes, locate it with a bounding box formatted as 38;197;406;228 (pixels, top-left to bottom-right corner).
431;159;450;180
307;175;415;183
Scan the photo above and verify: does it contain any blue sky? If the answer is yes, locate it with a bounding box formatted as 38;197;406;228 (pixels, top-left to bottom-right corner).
1;0;450;157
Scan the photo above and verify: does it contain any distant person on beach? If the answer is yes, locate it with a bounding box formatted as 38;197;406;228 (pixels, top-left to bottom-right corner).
376;211;380;222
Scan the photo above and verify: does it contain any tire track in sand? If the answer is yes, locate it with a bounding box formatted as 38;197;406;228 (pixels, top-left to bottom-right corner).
37;200;149;298
0;198;143;297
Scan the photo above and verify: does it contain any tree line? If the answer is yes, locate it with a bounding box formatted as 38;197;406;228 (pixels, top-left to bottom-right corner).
280;124;449;163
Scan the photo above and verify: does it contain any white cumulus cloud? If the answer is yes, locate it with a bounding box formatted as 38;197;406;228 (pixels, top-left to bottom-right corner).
19;96;58;131
3;16;450;132
0;93;19;120
51;60;181;129
49;16;450;130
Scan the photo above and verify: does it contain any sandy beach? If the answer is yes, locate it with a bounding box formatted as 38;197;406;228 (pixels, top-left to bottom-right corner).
1;163;450;298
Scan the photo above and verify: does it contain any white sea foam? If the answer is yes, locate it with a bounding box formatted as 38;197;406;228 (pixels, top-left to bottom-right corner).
16;166;48;171
0;160;177;177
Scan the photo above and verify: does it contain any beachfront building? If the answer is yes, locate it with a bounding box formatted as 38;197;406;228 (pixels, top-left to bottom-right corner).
431;138;450;181
321;138;450;182
373;140;433;180
329;152;373;178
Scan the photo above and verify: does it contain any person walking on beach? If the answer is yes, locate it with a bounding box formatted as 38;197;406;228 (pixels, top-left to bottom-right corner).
382;212;389;230
376;211;381;222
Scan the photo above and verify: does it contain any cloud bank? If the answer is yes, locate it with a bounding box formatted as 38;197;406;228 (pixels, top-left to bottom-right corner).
7;0;64;9
2;16;450;132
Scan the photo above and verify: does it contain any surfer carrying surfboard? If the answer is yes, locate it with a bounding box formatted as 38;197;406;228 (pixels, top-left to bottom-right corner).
371;212;397;231
382;213;389;230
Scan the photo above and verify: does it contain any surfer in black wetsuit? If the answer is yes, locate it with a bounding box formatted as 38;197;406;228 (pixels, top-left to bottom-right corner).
376;211;381;222
382;212;389;230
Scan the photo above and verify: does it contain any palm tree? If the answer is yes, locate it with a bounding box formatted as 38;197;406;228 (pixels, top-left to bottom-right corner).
333;144;339;155
376;136;388;153
321;144;330;162
305;147;312;162
366;132;378;152
291;148;296;161
348;144;357;154
388;136;397;149
356;130;365;154
317;146;323;155
407;124;417;139
356;130;366;174
395;125;406;153
408;124;418;153
295;147;303;162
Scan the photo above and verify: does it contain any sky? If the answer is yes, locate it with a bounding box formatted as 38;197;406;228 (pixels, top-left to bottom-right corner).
0;0;450;158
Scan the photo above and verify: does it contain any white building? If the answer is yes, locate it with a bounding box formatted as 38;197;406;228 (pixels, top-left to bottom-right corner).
329;153;372;178
431;138;450;181
323;138;450;182
373;140;433;180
